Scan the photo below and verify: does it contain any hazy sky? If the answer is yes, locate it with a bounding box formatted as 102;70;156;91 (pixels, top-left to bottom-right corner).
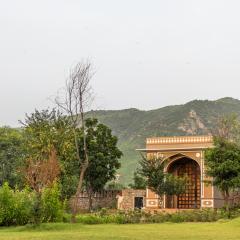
1;0;240;126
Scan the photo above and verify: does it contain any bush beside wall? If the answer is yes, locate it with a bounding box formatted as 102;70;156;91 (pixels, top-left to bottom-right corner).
41;182;64;223
1;182;240;226
68;208;240;225
0;183;35;226
0;182;64;226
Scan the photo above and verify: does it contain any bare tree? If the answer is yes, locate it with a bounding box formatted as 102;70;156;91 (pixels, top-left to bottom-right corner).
55;61;94;221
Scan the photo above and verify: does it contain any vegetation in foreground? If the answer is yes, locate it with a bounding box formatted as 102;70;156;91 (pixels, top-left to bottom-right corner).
67;208;240;224
1;182;240;226
1;218;240;240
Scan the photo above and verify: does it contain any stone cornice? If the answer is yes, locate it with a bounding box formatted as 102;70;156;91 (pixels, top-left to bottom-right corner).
146;135;213;145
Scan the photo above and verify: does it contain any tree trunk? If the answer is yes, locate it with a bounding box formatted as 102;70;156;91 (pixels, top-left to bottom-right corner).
224;190;230;218
88;187;93;212
71;116;89;222
71;103;89;222
71;163;88;223
33;191;42;225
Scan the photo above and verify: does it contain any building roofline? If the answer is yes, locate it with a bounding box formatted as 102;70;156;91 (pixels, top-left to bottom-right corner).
146;135;213;145
136;146;213;152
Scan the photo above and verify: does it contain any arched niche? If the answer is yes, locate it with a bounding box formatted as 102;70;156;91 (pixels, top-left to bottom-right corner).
165;156;201;209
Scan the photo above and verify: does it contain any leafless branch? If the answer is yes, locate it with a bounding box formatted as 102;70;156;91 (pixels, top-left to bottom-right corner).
55;60;94;220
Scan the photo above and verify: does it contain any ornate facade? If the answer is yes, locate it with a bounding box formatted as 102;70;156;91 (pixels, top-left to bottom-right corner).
138;135;226;209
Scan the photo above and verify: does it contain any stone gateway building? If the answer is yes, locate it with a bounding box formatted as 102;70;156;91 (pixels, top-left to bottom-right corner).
74;135;240;212
137;135;240;210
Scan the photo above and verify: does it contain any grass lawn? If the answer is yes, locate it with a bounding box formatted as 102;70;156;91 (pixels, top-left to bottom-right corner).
1;218;240;240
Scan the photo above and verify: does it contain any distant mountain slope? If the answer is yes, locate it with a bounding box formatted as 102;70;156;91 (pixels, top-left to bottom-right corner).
88;97;240;184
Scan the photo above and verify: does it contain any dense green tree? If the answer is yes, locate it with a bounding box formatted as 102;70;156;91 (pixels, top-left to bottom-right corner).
21;109;77;198
21;109;74;158
205;138;240;211
78;118;122;210
0;127;24;187
128;171;147;189
138;156;186;207
205;114;240;212
20;110;123;205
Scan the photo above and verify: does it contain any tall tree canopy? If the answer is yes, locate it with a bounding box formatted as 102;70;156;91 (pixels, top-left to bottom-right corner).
205;138;240;210
0;127;23;187
21;109;78;198
78;118;122;210
205;114;240;211
21;109;74;158
20;109;123;204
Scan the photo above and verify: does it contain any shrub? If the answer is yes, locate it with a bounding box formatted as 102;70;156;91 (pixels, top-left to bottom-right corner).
73;208;238;225
76;214;104;224
12;188;36;225
119;210;144;224
41;182;63;223
0;182;65;226
169;213;185;223
0;183;15;226
75;212;120;224
0;183;35;226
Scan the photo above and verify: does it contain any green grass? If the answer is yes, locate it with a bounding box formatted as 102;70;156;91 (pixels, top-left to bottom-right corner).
1;218;240;240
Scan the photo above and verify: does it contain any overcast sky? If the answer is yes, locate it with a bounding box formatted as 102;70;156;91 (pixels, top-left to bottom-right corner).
1;0;240;126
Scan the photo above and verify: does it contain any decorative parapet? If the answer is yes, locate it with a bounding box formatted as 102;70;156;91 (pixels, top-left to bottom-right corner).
146;135;213;145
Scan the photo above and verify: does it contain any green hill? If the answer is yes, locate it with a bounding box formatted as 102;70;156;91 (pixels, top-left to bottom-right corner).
88;97;240;184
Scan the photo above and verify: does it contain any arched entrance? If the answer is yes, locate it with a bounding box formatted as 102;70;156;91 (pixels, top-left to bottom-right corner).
166;157;201;209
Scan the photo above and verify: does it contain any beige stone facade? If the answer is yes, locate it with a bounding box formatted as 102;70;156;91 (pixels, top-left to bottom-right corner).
138;135;230;210
117;189;146;210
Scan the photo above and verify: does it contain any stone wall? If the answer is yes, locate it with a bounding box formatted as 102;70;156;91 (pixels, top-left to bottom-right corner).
117;189;146;210
72;190;120;211
71;189;147;211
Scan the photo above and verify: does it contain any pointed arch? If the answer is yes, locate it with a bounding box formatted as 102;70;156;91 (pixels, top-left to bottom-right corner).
164;153;200;171
165;156;201;209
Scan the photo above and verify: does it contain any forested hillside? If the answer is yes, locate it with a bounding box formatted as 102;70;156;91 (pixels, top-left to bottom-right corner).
87;97;240;184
